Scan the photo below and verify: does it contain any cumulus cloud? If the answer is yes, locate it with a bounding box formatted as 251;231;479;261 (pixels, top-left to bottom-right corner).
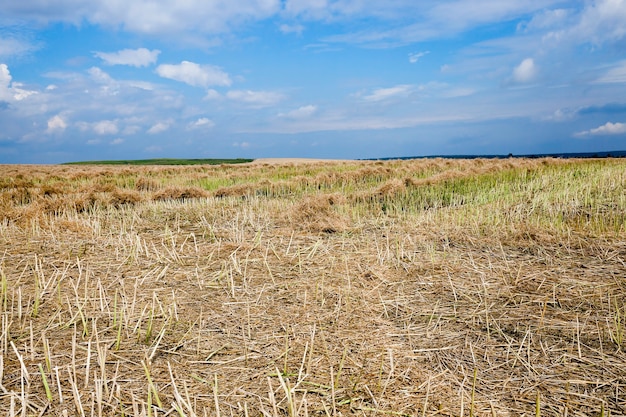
94;48;161;67
9;82;37;100
362;85;413;102
205;89;222;100
156;61;231;88
187;117;215;129
147;121;171;134
46;115;67;133
226;90;284;106
0;64;37;102
279;104;317;119
408;51;429;63
512;58;537;83
93;120;119;135
574;121;626;137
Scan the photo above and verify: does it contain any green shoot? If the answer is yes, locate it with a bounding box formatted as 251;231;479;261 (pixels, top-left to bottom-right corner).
39;364;53;402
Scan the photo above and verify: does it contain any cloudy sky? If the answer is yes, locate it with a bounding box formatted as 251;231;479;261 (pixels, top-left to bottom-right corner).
1;0;626;163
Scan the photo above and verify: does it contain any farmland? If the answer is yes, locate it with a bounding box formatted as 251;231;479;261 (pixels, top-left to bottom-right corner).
0;158;625;416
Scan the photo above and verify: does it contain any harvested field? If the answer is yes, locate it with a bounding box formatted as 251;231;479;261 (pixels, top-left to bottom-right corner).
0;158;625;416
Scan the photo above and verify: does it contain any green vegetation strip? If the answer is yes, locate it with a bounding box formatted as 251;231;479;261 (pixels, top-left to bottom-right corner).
62;158;253;165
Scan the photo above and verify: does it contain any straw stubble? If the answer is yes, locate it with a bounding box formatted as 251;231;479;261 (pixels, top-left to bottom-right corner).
0;158;624;416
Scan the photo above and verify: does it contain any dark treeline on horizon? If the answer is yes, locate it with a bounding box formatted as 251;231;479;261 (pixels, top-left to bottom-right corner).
368;150;626;161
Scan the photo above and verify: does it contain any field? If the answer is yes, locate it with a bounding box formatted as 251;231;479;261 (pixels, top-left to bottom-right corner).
0;158;625;416
62;158;254;166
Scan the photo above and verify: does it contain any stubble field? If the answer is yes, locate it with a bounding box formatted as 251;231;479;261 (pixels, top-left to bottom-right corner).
0;157;625;416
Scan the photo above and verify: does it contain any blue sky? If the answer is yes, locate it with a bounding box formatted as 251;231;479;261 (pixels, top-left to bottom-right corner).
1;0;625;163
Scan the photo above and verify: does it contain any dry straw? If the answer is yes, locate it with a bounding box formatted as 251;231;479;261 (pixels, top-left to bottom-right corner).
0;158;624;416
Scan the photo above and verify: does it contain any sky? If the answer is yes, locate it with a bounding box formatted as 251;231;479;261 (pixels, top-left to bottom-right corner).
1;0;626;163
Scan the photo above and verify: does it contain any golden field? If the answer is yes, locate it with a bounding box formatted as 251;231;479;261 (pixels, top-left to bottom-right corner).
0;158;625;416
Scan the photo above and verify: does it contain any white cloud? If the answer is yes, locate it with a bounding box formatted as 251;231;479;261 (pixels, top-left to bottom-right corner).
88;67;156;92
87;66;122;95
595;60;626;84
361;85;413;102
108;0;280;34
187;117;215;129
512;58;537;83
427;1;571;37
93;120;119;135
408;51;429;63
0;64;37;101
156;61;231;88
46;115;67;133
279;104;317;119
205;89;222;100
226;90;284;106
88;67;115;84
321;2;566;46
544;108;575;122
0;36;37;59
575;121;626;137
110;138;124;145
536;0;626;47
573;0;626;44
4;1;623;54
147;121;171;134
95;48;161;67
521;8;570;31
1;1;281;35
126;80;156;91
10;82;37;100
